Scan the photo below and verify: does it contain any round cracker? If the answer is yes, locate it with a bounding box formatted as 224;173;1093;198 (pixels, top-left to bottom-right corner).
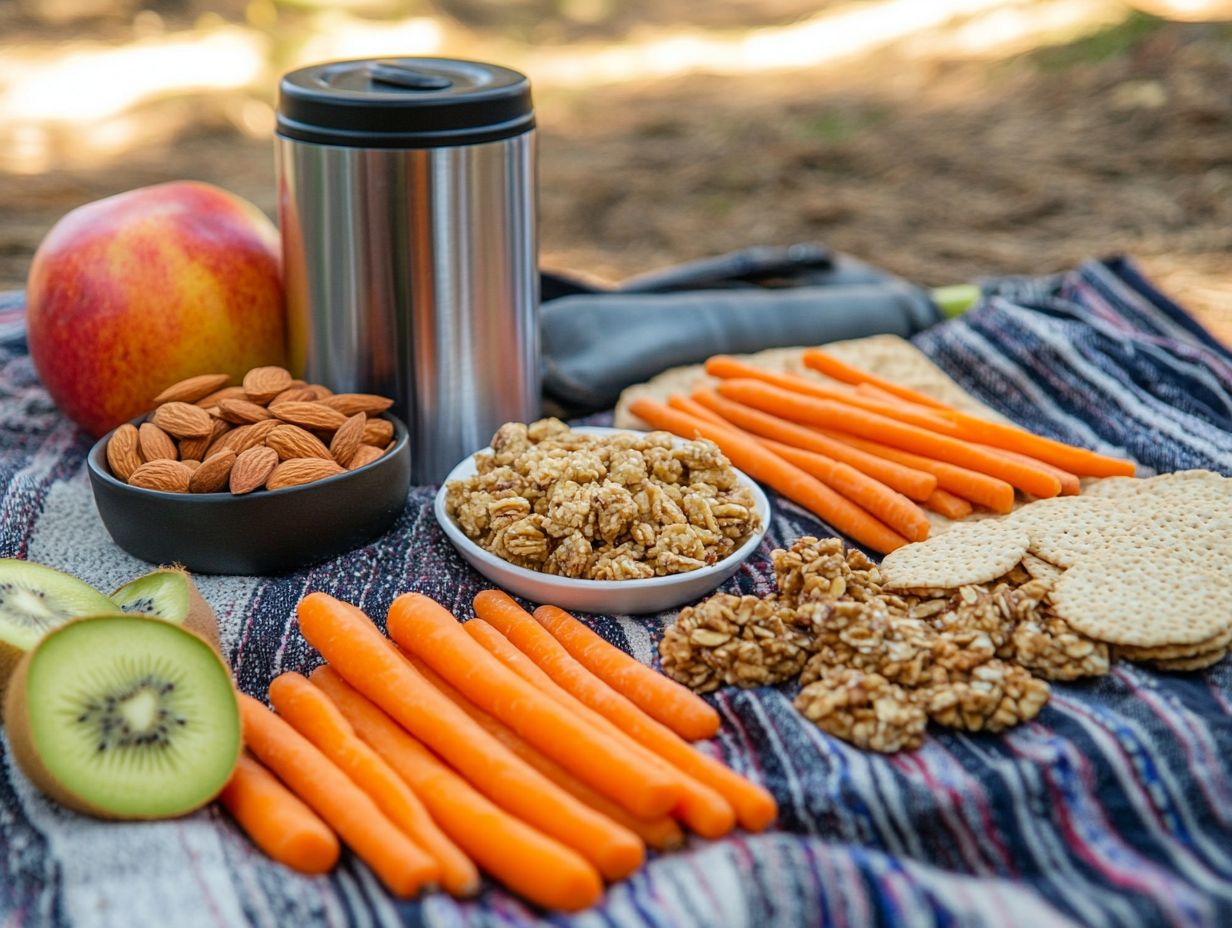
1021;552;1065;584
1051;554;1232;647
1150;647;1228;673
880;520;1030;591
1011;497;1123;568
1116;624;1232;661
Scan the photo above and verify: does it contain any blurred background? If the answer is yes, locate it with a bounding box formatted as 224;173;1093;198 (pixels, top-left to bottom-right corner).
1;0;1229;342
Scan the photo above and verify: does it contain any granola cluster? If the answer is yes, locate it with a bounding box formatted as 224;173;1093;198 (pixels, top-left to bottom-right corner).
659;535;1110;753
445;419;760;580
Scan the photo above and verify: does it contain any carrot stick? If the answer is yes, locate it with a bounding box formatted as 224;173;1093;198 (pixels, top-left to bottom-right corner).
459;619;736;840
758;437;930;542
386;594;674;826
406;653;684;852
717;379;1063;498
689;389;936;500
705;355;958;432
310;667;603;912
671;392;932;539
815;428;1015;513
628;397;908;553
802;347;951;408
267;672;477;897
921;488;974;520
521;593;722;744
296;593;645;879
833;358;1134;478
972;444;1081;495
474;591;779;833
668;393;734;430
219;753;340;875
236;693;437;897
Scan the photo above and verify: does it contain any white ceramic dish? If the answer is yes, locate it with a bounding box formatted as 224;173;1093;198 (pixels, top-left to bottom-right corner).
434;427;771;615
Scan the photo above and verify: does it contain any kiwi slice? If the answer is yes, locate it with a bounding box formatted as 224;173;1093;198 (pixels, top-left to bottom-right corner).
110;567;221;654
0;559;116;702
3;614;241;820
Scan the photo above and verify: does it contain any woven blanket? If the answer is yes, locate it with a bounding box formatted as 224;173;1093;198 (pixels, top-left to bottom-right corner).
1;258;1230;928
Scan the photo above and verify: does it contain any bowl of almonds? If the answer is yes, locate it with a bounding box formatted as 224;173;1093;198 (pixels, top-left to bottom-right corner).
85;366;411;575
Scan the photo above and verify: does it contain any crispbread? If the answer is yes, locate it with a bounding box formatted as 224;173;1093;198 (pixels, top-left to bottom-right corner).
879;520;1030;591
1150;647;1228;672
1009;497;1122;567
1050;555;1232;647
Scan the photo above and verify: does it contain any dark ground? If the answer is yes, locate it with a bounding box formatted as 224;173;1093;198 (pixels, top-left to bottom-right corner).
1;5;1229;343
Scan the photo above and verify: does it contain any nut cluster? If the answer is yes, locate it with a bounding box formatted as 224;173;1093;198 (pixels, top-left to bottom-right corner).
105;367;396;495
660;535;1111;753
444;419;761;580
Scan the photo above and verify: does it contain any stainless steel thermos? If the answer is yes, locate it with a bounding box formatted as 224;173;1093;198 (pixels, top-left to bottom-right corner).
276;57;539;484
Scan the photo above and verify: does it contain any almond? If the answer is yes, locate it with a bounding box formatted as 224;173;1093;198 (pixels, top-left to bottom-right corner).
329;412;366;466
305;384;333;399
347;443;385;470
319;393;395;417
218;398;273;424
106;424;144;480
183;460;200;472
266;457;344;491
230;446;280;495
270;386;319;405
242;366;293;404
188;450;236;493
362;418;394;447
195;385;248;409
268;401;348;432
225;418;281;455
150;401;213;439
138;422;178;462
266;424;332;461
152;373;230;406
179;420;225;461
128;459;192;493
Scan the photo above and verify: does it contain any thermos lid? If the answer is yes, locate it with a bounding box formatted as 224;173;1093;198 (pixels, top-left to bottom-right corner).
277;57;534;149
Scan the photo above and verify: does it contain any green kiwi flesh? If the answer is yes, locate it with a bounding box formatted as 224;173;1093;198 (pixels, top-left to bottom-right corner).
0;559;116;701
4;614;240;819
110;568;221;654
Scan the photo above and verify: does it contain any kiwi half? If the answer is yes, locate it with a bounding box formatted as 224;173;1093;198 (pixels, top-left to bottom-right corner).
110;567;221;654
4;614;241;820
0;559;116;702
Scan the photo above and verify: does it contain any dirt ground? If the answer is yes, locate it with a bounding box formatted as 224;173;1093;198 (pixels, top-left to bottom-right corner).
1;5;1229;344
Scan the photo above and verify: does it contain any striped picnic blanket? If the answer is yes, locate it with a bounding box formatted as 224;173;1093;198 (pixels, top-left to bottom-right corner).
1;257;1230;928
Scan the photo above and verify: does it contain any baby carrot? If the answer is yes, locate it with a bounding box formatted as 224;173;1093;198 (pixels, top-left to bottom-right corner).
521;593;721;743
236;693;437;897
628;397;909;553
759;437;930;542
310;667;603;912
802;347;951;408
460;618;736;840
717;379;1063;498
219;753;340;876
296;593;645;880
267;673;476;897
387;593;675;820
814;428;1015;513
474;591;778;833
407;653;684;852
689;389;936;500
705;355;958;432
921;488;974;520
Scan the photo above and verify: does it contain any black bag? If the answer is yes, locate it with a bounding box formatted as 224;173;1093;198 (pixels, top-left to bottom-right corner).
539;244;942;416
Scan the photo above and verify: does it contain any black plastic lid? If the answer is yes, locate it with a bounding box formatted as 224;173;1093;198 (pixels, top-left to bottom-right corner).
277;57;534;149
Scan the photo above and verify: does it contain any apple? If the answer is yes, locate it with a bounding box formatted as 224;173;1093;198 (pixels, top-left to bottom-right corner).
26;181;287;437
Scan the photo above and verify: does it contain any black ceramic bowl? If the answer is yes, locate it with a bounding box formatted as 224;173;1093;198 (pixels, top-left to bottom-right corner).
87;416;411;575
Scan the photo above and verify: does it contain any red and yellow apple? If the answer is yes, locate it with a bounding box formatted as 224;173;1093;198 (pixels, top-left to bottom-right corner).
26;181;287;437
